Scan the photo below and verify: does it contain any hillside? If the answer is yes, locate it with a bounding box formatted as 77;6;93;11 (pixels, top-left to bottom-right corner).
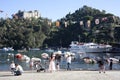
44;5;120;48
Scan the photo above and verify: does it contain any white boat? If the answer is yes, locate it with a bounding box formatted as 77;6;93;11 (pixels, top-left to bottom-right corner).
69;41;112;53
30;48;40;51
2;47;14;51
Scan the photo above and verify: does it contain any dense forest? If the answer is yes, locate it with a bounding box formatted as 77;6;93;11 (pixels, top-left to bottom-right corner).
0;5;120;50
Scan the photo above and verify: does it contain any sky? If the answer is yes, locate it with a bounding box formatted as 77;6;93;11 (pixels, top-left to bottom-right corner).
0;0;120;21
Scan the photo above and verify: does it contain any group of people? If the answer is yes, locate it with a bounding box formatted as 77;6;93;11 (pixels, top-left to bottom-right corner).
10;53;114;75
28;54;57;72
10;61;24;76
28;53;72;73
48;53;73;72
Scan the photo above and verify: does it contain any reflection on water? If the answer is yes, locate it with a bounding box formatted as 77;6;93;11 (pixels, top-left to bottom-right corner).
0;50;120;71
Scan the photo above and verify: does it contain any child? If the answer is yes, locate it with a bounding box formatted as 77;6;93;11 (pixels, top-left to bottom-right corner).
10;61;15;74
56;62;60;71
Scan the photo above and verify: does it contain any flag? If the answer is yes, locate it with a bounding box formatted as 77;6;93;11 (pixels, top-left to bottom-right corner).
87;20;91;27
112;16;115;22
95;19;99;24
102;17;105;21
64;21;67;27
48;21;51;26
56;21;60;27
102;17;107;21
80;21;83;26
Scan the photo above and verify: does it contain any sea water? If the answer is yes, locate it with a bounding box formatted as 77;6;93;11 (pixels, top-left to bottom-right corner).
0;50;120;71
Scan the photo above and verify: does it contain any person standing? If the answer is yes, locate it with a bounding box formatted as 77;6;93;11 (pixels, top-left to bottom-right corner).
10;61;15;74
66;55;72;70
109;59;113;70
29;60;34;70
97;59;105;73
56;62;60;71
48;54;56;72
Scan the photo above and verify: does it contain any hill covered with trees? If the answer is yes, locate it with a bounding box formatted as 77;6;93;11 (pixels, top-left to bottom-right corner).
0;17;51;50
45;5;120;48
0;5;120;49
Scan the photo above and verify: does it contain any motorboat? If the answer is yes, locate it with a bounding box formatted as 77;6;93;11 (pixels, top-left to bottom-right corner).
2;47;14;51
69;41;112;53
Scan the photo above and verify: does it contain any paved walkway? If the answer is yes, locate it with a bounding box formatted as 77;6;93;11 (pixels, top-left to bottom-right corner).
0;70;120;80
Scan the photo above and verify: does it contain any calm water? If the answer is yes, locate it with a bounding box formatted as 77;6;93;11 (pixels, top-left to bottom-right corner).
0;50;120;71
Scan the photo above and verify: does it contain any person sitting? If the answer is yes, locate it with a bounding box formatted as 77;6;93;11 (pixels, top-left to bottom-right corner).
10;61;15;74
35;61;45;72
14;64;24;76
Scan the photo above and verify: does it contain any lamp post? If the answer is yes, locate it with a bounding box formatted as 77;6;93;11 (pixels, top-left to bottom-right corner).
11;53;15;62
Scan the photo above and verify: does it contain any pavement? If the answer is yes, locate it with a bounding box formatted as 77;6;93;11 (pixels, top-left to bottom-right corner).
0;70;120;80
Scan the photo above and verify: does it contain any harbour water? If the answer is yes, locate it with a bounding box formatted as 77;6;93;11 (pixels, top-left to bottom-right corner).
0;50;120;71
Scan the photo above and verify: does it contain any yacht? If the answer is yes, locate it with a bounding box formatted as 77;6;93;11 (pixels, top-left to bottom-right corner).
69;41;112;53
2;47;14;51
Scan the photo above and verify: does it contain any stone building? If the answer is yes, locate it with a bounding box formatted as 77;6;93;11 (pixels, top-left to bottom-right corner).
13;10;40;19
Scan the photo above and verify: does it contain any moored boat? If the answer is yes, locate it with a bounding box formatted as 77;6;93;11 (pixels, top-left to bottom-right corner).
2;47;14;51
69;41;112;53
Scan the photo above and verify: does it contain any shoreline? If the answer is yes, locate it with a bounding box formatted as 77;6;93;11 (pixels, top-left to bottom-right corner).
1;68;120;72
0;70;120;80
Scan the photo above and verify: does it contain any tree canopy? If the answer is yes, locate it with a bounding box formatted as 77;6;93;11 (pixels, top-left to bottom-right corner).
0;17;51;50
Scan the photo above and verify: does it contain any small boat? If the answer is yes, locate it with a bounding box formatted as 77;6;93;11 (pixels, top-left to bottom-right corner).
31;57;41;62
21;55;30;63
2;47;14;51
45;48;54;53
107;57;119;63
83;57;97;64
41;53;49;59
15;53;30;63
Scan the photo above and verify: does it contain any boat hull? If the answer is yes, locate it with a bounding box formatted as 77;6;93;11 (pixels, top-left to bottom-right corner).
70;48;111;53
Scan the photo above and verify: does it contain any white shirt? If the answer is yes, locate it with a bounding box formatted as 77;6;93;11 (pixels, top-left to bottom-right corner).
16;65;24;72
10;63;15;68
67;56;72;63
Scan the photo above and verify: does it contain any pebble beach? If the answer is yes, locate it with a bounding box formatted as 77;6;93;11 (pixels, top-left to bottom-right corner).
0;70;120;80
